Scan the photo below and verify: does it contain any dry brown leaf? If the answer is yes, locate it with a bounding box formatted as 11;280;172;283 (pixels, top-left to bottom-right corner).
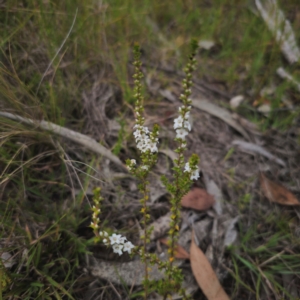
181;188;215;211
159;238;190;259
190;231;230;300
260;173;300;206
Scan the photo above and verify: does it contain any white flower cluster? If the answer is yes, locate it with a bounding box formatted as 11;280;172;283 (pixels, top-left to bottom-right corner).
91;205;100;216
99;231;135;256
184;162;200;180
90;221;99;229
174;106;192;140
127;159;136;171
133;124;159;153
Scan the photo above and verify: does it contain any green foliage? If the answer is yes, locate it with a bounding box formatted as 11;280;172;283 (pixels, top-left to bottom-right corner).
1;0;300;299
112;119;126;155
92;42;199;299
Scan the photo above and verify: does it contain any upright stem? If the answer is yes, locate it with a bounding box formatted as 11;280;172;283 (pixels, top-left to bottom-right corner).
168;147;184;277
142;178;149;299
165;40;199;297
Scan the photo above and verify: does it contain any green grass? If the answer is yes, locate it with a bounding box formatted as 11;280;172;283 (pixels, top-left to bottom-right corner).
1;0;300;298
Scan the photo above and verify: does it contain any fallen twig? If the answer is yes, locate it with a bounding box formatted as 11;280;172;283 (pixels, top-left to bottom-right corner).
276;67;300;92
0;112;127;171
232;140;286;167
191;98;251;140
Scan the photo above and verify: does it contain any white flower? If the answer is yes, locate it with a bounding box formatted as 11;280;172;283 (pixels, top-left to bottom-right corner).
99;231;103;236
137;139;150;152
128;159;137;171
112;244;123;256
104;231;108;237
184;162;200;180
190;168;200;180
133;130;141;140
184;111;190;119
103;238;108;245
140;132;148;141
184;162;191;173
143;126;149;134
123;241;135;254
176;128;188;139
149;142;158;153
119;236;127;244
141;165;149;170
109;233;122;245
133;123;158;153
184;120;191;131
90;221;99;228
174;116;183;129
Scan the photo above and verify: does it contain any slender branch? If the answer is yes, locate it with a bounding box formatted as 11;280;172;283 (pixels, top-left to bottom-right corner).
0;111;127;171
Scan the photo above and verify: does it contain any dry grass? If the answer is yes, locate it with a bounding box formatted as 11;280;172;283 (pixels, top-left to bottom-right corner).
1;0;300;299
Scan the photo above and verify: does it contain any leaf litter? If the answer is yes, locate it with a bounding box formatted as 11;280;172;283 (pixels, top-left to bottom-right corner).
29;4;300;296
70;53;300;299
181;187;215;211
2;2;300;299
83;59;300;298
190;231;230;300
159;238;190;259
260;173;300;206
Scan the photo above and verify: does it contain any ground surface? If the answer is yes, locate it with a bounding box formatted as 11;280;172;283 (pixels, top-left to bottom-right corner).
1;1;300;299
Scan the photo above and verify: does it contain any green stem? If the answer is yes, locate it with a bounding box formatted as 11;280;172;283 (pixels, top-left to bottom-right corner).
142;178;149;300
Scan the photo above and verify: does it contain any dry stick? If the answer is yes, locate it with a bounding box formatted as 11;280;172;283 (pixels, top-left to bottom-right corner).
247;255;279;299
258;250;285;268
232;140;286;167
108;280;122;300
0;112;127;172
191;98;251;140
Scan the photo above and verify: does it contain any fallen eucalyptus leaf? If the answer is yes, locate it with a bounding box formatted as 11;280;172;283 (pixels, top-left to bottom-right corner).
181;188;215;211
190;231;230;300
260;173;300;206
